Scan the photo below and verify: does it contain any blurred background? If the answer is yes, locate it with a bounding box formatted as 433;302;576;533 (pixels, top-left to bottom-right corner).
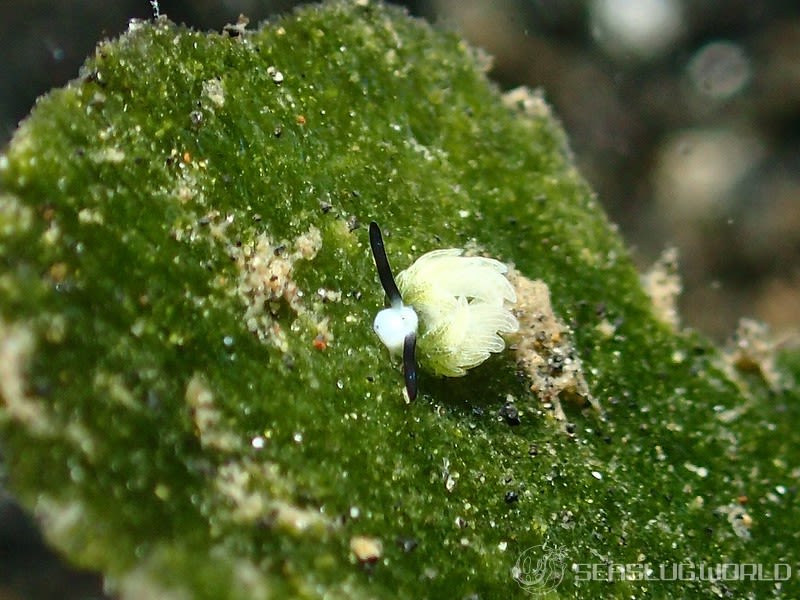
1;1;798;598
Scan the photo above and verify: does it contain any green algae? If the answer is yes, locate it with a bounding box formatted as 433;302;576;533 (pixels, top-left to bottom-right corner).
0;1;797;598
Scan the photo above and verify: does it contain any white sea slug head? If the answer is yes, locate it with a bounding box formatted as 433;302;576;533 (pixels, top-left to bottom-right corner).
373;304;418;355
369;222;420;401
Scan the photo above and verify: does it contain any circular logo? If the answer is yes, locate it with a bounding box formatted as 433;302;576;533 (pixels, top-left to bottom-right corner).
512;544;567;595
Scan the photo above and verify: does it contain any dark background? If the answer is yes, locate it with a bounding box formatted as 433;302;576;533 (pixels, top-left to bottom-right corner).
1;1;798;598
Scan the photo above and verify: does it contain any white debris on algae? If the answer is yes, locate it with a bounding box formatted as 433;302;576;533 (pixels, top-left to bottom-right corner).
508;270;599;426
